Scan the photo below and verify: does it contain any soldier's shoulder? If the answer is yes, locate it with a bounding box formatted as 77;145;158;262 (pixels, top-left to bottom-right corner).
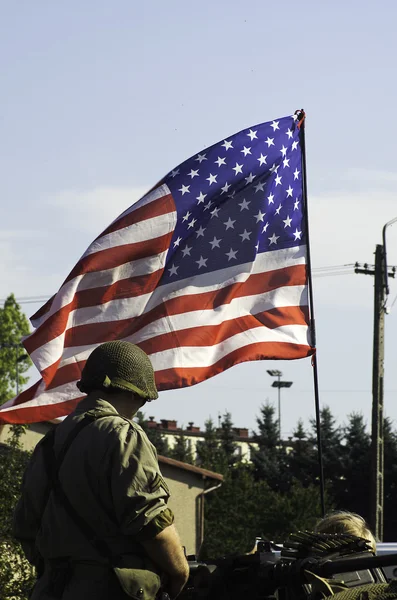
118;416;147;437
94;412;146;437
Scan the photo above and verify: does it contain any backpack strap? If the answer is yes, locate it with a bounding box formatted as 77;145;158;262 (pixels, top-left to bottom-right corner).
42;411;115;561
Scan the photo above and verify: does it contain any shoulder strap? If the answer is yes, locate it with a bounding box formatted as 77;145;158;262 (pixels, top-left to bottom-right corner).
42;412;114;561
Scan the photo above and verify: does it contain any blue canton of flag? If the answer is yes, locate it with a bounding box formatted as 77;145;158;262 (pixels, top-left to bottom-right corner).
162;113;304;284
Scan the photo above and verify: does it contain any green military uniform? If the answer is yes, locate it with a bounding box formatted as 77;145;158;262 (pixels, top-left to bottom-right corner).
14;395;173;599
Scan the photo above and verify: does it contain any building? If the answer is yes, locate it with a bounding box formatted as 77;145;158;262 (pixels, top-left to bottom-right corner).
0;422;223;556
146;417;258;463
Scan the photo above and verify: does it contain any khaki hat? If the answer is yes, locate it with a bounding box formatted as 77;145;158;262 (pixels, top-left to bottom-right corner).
77;341;158;400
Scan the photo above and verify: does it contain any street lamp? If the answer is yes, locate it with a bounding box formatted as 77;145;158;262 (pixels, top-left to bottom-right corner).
267;370;293;444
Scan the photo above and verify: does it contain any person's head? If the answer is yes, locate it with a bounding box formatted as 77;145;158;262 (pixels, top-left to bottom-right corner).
315;510;376;552
77;341;158;419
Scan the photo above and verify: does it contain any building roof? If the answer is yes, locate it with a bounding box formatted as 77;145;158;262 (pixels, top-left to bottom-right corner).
158;455;223;481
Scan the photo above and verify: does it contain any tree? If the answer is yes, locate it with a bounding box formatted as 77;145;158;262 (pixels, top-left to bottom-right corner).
218;411;239;469
383;417;397;541
135;412;169;456
254;403;279;449
169;431;193;464
339;412;371;519
251;403;291;492
288;419;317;487
196;418;228;474
201;463;323;558
309;406;343;495
0;427;36;598
0;294;31;406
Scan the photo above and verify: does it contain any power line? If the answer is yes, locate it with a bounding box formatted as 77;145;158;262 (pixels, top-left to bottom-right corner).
1;262;396;306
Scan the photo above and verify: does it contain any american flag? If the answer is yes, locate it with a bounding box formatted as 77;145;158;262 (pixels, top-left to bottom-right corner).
0;112;314;424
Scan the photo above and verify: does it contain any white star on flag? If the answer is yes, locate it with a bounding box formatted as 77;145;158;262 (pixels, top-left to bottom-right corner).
222;140;233;150
196;256;208;268
239;229;252;241
210;207;220;218
232;163;243;175
182;245;192;257
221;182;231;194
238;199;250;210
168;264;179;276
206;173;217;185
196;192;206;204
224;217;236;230
209;236;221;249
254;182;265;193
196;226;206;237
226;248;238;260
245;173;255;184
247;129;258;140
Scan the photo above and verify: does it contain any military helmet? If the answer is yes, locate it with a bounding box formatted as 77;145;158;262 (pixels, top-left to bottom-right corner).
77;341;158;400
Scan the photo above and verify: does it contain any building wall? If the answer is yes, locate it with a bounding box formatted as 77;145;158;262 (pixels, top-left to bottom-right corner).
0;423;51;451
160;463;204;556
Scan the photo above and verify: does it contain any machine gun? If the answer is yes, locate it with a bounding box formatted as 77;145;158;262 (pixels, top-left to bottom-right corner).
180;532;397;600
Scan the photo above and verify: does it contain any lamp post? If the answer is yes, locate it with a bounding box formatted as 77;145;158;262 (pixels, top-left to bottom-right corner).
267;369;293;444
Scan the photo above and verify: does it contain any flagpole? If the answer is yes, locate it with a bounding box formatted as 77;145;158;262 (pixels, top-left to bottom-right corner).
297;109;326;517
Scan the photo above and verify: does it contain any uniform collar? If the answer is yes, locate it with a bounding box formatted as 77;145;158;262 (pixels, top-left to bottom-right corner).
75;394;119;416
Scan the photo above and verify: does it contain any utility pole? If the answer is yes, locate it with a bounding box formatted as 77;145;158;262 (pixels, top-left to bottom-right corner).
355;242;396;541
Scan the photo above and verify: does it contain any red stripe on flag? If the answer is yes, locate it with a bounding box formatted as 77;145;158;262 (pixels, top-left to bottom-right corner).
155;341;313;390
29;193;174;324
138;306;310;355
94;192;173;239
0;397;82;425
44;305;309;391
61;264;307;349
11;380;42;406
64;231;172;283
45;362;85;391
31;294;56;323
24;263;168;357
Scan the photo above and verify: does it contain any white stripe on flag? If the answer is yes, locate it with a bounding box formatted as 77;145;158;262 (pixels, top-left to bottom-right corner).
150;323;310;370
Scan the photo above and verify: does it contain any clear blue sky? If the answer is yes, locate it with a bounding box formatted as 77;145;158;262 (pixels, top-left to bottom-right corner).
2;0;397;437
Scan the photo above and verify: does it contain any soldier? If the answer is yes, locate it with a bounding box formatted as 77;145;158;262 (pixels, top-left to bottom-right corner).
13;340;189;599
